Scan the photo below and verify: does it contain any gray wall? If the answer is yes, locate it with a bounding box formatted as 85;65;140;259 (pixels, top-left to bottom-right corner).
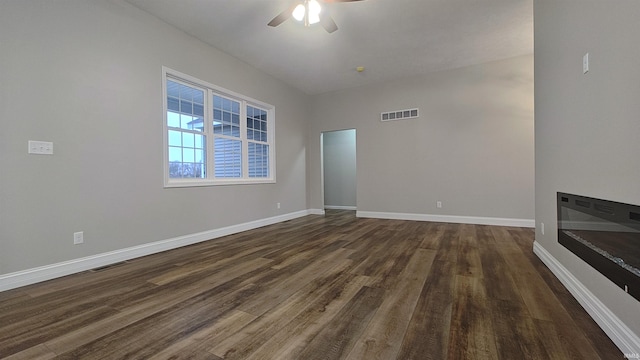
309;55;534;220
534;0;640;335
323;129;357;208
0;0;309;275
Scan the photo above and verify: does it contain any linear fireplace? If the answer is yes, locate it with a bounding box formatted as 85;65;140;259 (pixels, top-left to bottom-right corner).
557;192;640;301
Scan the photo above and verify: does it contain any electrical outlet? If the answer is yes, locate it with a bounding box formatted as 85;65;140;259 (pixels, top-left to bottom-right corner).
541;222;545;235
277;202;281;209
74;231;84;244
436;201;442;209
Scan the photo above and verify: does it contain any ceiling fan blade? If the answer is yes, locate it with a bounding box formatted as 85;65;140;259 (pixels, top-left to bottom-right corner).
268;4;298;27
320;13;338;33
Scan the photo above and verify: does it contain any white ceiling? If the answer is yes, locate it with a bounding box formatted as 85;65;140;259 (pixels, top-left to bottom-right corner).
125;0;533;95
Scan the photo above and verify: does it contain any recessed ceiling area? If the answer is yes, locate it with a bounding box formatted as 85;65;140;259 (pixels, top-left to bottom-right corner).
125;0;533;95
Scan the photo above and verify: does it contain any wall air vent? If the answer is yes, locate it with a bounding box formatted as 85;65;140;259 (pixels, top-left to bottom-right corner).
381;108;419;122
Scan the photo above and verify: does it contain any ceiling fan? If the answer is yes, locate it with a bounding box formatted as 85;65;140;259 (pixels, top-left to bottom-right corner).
268;0;364;34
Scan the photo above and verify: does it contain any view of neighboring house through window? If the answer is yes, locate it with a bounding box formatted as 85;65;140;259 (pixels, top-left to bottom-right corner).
213;95;242;178
166;80;206;179
163;67;275;187
247;106;269;178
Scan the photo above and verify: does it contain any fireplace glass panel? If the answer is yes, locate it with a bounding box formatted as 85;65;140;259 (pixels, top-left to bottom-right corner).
557;192;640;301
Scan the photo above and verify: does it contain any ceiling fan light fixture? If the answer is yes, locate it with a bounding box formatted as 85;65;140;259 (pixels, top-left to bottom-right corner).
292;4;305;21
270;0;361;33
308;14;320;25
291;0;322;26
308;0;322;24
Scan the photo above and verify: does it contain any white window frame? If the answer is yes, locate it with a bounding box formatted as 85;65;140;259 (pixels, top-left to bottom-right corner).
162;67;276;187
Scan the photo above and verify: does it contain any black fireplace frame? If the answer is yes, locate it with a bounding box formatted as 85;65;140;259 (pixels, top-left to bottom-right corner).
557;192;640;301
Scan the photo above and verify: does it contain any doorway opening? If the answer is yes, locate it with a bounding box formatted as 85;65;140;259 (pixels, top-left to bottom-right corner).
321;129;357;211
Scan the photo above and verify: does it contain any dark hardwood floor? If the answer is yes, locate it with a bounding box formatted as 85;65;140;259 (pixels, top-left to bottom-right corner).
0;210;623;359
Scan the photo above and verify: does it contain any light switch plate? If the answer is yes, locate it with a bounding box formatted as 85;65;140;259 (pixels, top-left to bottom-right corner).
583;53;589;74
28;140;54;155
74;231;84;244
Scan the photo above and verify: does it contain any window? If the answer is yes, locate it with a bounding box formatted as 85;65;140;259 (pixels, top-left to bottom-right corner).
163;67;275;187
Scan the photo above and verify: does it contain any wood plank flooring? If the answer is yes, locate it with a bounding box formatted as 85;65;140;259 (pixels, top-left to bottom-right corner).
0;210;624;359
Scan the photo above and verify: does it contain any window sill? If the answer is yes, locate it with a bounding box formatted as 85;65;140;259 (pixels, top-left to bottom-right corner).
164;178;276;188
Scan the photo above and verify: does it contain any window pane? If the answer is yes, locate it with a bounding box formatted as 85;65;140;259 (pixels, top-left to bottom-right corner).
181;86;194;101
177;163;204;178
193;90;204;105
180;100;192;114
180;115;191;129
247;106;268;141
194;134;204;148
182;132;194;148
195;149;205;163
248;142;269;178
183;148;195;162
214;138;242;178
168;130;181;146
166;77;207;180
194;103;204;117
169;162;183;178
223;98;232;111
167;80;180;98
184;115;204;131
194;121;204;131
213;95;240;139
168;97;179;112
169;147;182;162
167;112;180;128
169;161;205;179
167;80;204;132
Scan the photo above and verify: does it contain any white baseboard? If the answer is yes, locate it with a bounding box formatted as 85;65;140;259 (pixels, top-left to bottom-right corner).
356;211;535;228
308;208;326;215
0;210;313;292
533;241;640;355
324;205;357;211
